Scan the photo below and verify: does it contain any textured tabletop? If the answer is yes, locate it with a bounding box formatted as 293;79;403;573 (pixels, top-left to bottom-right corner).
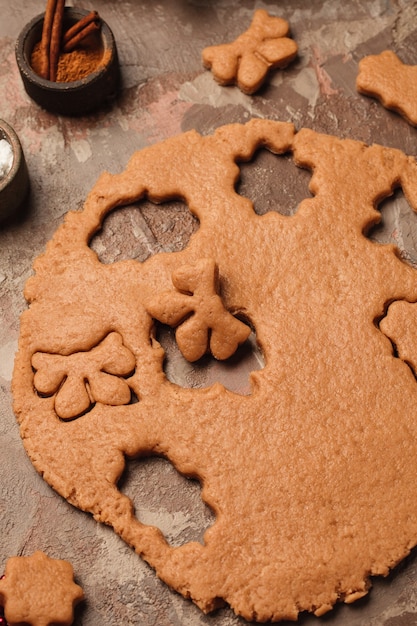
1;1;417;625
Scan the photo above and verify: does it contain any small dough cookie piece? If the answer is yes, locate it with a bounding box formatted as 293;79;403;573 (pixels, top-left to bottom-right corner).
146;258;251;361
0;551;84;626
202;9;297;94
356;50;417;126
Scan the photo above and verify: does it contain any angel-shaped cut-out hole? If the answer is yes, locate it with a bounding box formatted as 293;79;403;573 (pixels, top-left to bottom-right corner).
366;187;417;268
32;332;136;420
237;150;312;216
119;456;215;548
157;324;264;395
379;296;417;384
146;258;251;363
89;199;199;264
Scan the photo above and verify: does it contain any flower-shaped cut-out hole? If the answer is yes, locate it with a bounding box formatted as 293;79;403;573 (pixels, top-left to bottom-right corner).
32;332;136;420
237;150;312;216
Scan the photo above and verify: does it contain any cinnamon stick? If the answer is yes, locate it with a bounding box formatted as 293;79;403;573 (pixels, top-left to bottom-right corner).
49;0;65;82
38;0;58;79
63;19;101;53
36;2;102;81
63;10;99;46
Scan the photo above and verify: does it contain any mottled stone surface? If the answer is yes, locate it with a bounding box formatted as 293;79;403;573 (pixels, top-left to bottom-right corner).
2;1;417;624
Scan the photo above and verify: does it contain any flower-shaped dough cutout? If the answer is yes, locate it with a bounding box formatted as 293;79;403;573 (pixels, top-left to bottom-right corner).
202;9;298;94
0;551;84;626
147;258;251;362
32;331;135;420
356;50;417;126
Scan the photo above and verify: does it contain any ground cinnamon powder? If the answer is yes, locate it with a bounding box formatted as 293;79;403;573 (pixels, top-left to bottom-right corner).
31;35;109;82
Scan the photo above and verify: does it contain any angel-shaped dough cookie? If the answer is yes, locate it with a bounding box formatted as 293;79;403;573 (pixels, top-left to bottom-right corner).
202;9;297;94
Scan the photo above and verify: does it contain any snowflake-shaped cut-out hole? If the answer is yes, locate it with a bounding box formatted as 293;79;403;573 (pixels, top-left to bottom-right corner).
146;258;251;362
0;551;83;626
32;332;136;420
202;9;298;94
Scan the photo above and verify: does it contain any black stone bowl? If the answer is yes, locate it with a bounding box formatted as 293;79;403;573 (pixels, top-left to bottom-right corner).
0;119;29;224
15;7;120;116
